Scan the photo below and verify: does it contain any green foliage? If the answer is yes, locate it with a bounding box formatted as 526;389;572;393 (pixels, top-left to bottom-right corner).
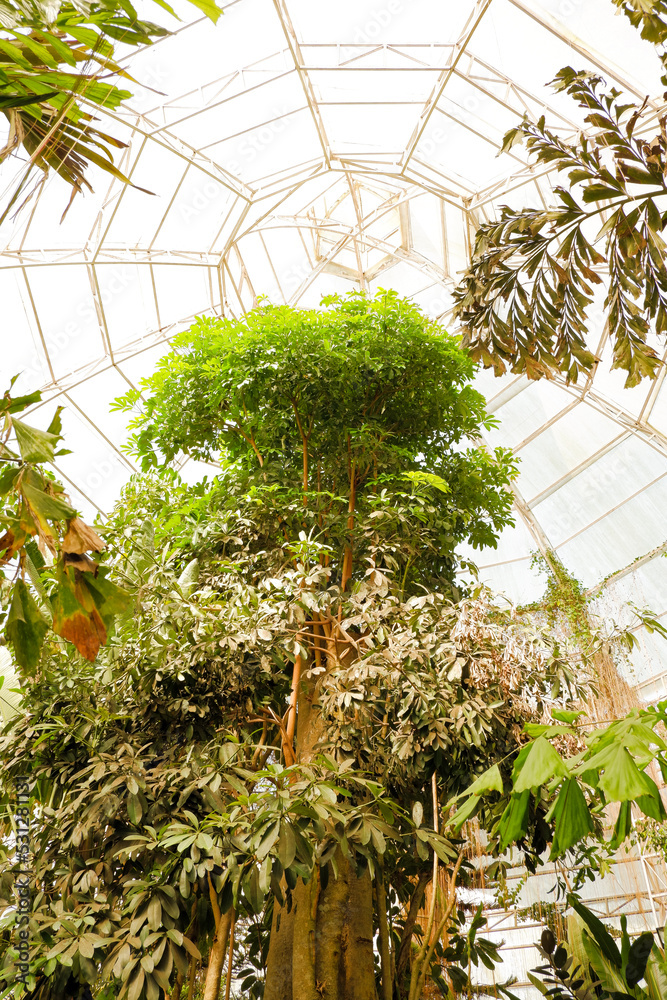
452;699;667;871
0;294;584;1000
0;477;581;999
532;899;667;999
0;0;221;218
453;50;667;387
0;379;129;666
116;290;517;558
613;0;667;76
2;292;653;1000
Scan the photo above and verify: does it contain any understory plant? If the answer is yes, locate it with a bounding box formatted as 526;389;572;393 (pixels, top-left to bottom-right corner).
531;896;667;999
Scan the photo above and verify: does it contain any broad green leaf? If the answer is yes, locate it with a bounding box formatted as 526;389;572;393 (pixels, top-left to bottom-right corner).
12;416;60;463
610;800;633;850
634;773;667;822
5;390;42;413
597;745;655;802
551;708;585;724
449;793;480;832
5;578;49;669
256;820;280;860
127;793;142;825
22;481;76;524
526;972;548;996
568;894;622;967
0;465;20;495
183;0;222;22
403;470;449;494
462;763;504;798
513;736;569;792
548;778;594;859
82;570;131;625
626;932;654;989
46;406;65;438
498;790;530;849
278;821;296;870
645;949;667;998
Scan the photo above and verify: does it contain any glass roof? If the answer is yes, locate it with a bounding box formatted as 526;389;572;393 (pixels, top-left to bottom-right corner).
2;0;667;692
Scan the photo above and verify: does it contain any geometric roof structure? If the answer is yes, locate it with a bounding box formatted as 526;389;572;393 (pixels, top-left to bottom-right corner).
2;0;667;698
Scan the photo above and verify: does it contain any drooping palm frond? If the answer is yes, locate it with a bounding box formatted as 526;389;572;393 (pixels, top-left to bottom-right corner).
0;0;221;218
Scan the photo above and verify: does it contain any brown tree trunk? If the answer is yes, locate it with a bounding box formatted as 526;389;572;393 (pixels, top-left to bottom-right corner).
342;863;376;1000
263;673;378;1000
264;859;377;1000
203;876;233;1000
315;855;349;1000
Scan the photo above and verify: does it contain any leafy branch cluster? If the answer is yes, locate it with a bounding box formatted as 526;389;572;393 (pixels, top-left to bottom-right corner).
0;377;128;666
530;896;667;999
454;64;667;387
0;0;221;219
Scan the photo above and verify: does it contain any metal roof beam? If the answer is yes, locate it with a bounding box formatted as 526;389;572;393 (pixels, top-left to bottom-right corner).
399;0;495;172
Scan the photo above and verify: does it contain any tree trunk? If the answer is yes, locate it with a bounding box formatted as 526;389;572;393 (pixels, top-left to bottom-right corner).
203;908;233;1000
265;856;377;1000
264;671;378;1000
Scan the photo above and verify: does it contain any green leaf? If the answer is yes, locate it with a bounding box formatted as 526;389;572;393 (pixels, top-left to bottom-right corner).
462;764;504;798
4;390;42;413
449;794;480;832
0;465;20;495
127;793;142;825
526;972;548;996
5;578;49;669
46;406;65;438
256;820;280;860
597;746;655;802
22;481;76;523
634;773;667;822
549;779;594;859
403;470;449;494
278;821;296;870
551;708;585;724
513;737;570;792
626;932;654;989
12;416;60;463
498;790;530;850
610;800;632;850
568;894;622;967
183;0;222;22
645;949;667;998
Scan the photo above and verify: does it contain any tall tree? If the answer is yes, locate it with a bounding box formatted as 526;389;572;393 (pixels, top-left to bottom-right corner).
0;291;578;1000
4;292;660;1000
